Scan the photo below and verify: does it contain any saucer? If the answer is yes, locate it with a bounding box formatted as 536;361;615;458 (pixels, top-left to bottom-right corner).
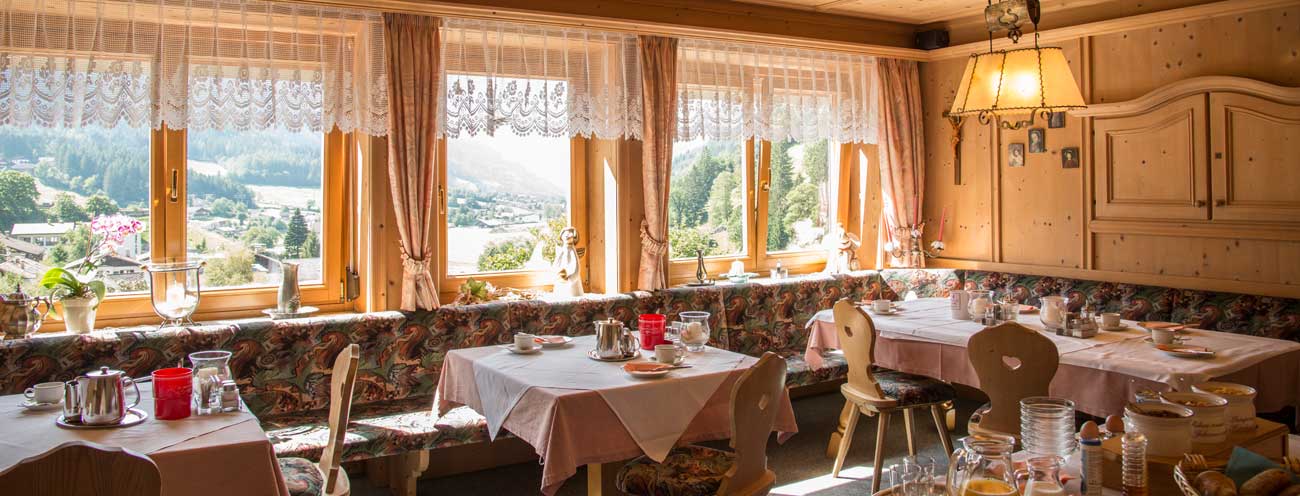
623;362;672;379
22;398;63;411
1019;305;1039;314
502;344;542;355
1100;324;1129;331
868;308;898;316
1156;343;1215;359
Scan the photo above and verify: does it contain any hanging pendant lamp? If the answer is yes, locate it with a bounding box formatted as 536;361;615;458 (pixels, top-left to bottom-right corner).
948;0;1086;129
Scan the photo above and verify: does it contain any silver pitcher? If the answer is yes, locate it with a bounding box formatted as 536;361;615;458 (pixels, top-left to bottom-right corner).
593;319;638;359
71;366;141;425
0;290;50;340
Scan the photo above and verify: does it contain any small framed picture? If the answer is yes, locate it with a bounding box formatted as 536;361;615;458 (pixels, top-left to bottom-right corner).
1029;128;1046;153
1061;147;1080;169
1048;112;1066;128
1008;143;1025;168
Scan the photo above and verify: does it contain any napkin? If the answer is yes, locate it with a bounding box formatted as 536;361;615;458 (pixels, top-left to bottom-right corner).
1224;447;1297;488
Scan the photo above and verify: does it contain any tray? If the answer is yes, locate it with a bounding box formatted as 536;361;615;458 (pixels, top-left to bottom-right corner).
57;408;148;430
587;349;640;362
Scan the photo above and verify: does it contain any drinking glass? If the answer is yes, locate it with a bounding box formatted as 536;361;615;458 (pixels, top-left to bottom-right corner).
152;367;193;420
190;350;233;415
678;311;711;352
888;455;940;496
637;314;666;350
1021;397;1077;459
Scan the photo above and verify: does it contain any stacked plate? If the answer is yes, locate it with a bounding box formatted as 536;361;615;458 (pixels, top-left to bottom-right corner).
1020;397;1077;459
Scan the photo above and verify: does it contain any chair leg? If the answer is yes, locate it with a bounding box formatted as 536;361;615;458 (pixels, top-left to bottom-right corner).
902;408;916;457
871;410;890;494
832;402;861;478
931;404;954;455
827;401;856;458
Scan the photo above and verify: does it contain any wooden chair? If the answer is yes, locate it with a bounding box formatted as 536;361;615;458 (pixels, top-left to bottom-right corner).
278;343;360;496
615;352;788;496
828;299;955;493
0;441;161;495
965;322;1060;440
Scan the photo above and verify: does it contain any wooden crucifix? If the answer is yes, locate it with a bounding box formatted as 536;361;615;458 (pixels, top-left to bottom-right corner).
944;112;964;185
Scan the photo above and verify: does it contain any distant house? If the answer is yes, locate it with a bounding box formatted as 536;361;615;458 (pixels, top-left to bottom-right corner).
0;233;46;261
10;222;75;247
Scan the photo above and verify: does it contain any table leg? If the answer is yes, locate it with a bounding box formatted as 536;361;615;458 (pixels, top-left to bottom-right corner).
587;461;625;496
903;408;916;456
827;400;855;458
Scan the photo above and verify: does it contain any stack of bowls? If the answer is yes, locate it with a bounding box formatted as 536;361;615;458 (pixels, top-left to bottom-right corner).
1020;397;1077;459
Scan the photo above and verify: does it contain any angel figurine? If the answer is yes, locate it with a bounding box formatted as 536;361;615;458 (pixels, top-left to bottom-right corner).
823;224;861;274
552;227;585;297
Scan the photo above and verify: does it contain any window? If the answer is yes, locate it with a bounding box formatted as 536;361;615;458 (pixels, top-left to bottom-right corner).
668;139;746;260
668;138;845;281
186;129;326;290
0;125;151;296
444;127;573;277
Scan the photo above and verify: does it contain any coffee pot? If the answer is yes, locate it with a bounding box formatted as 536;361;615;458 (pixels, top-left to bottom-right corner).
64;366;141;425
0;288;50;340
593;319;638;359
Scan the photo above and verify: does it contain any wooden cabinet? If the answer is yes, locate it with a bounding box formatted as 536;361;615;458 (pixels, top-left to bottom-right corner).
1210;92;1300;224
1092;93;1209;221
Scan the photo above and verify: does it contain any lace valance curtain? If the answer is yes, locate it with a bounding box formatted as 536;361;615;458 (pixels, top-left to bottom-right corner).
439;18;642;140
676;38;878;144
0;0;389;134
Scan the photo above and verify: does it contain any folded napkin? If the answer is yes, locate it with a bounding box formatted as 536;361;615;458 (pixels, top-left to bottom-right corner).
623;362;671;373
534;336;567;344
1224;447;1298;488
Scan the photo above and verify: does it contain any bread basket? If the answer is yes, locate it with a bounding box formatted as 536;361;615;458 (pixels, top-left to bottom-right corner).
1174;453;1300;496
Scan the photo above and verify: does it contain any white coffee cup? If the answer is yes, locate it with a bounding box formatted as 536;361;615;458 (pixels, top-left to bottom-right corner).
24;382;63;404
514;333;538;351
1151;327;1177;345
1101;312;1121;328
655;344;680;364
871;300;892;313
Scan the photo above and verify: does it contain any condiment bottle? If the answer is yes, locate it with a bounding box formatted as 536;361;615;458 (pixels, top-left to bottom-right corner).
1121;431;1149;496
1080;421;1102;496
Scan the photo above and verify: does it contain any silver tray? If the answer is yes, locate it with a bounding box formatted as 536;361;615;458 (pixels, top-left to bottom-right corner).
262;306;320;320
57;408;148;430
586;350;640;362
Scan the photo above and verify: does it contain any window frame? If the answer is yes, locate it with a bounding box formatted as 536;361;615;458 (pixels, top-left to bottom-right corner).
435;136;589;300
49;127;353;330
667;139;854;286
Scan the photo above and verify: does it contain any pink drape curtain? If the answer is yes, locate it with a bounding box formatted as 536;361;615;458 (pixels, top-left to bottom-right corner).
637;36;679;291
384;13;441;311
875;58;926;268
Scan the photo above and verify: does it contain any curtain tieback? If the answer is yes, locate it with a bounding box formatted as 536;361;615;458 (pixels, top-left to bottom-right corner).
639;219;668;256
401;251;431;275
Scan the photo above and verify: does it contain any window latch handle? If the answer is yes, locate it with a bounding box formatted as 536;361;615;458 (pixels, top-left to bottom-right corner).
760;180;770;192
169;169;179;203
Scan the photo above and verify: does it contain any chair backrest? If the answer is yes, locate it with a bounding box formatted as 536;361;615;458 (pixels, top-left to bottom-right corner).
967;322;1060;435
0;441;161;495
719;352;786;496
833;298;888;402
319;343;360;494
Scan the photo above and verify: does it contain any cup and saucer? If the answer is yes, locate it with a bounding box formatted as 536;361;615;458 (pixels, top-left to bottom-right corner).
504;333;543;355
1096;312;1129;331
23;382;65;411
650;344;687;366
865;300;899;315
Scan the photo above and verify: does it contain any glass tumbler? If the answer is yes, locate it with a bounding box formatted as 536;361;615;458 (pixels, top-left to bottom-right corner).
190;350;233;415
1021;396;1077;459
888;455;939;496
678;311;711;352
152;367;193;420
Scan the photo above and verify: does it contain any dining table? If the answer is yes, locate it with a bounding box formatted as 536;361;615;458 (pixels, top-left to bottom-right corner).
0;381;289;496
805;297;1300;417
436;334;799;495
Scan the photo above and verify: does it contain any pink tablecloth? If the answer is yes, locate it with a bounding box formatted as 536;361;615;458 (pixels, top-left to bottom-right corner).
437;339;799;495
806;298;1300;416
0;383;289;496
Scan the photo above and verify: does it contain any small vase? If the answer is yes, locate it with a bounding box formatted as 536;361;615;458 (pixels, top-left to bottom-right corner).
278;262;301;313
61;296;97;334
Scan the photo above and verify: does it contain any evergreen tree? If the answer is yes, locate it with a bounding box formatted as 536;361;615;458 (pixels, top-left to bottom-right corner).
0;170;42;232
765;140;797;250
301;231;321;258
283;209;309;258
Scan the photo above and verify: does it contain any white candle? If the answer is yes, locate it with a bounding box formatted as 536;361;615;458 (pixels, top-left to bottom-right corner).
970;297;990;318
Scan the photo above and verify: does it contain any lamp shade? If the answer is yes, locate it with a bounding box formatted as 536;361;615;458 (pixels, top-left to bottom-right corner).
949;46;1085;117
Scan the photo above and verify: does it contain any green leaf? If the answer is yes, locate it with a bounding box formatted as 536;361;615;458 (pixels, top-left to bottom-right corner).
39;267;82;294
87;280;106;310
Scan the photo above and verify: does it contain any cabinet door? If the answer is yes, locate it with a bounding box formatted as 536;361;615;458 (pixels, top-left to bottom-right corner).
1210;92;1300;224
1093;94;1209;220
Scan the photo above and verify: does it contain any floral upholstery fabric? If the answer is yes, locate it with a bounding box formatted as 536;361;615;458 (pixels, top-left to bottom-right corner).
616;445;736;496
783;351;849;389
881;268;961;300
277;456;323;496
875;368;956;407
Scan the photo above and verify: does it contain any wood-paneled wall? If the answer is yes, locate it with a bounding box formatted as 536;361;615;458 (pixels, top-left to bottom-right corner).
919;4;1300;298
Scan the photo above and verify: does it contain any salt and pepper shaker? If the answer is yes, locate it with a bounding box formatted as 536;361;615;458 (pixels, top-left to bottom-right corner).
220;380;241;413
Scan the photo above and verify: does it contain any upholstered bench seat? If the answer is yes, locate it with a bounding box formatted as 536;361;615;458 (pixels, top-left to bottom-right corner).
781;351;848;388
263;396;493;463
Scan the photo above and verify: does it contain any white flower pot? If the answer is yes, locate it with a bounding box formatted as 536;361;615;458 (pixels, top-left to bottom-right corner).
61;296;98;334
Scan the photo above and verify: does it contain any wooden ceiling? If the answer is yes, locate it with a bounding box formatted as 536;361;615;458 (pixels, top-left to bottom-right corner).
726;0;1128;25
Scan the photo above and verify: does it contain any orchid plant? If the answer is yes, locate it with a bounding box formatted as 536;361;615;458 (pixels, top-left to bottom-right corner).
40;214;145;309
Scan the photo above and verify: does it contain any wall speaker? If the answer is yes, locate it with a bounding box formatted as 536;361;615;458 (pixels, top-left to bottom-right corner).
915;29;950;50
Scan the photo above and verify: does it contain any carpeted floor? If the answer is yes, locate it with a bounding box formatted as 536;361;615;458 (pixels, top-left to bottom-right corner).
352;392;981;495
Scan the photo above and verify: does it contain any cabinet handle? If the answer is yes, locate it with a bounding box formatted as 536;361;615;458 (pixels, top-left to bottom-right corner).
1215;199;1226;207
1195;200;1206;207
